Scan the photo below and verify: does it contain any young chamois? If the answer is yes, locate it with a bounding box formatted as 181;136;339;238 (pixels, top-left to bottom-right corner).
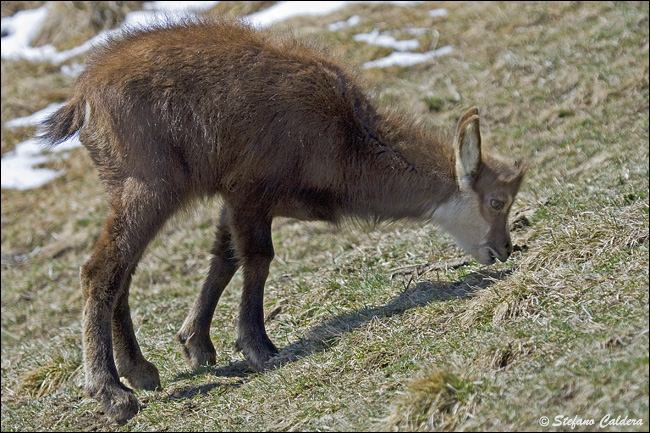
40;19;527;423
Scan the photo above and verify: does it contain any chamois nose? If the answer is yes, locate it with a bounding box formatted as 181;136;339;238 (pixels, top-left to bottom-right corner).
505;240;512;256
489;240;512;263
496;240;512;262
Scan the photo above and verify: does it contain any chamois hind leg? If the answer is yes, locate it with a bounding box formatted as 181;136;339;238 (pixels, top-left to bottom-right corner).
176;206;240;368
112;273;161;391
81;180;181;423
229;204;278;372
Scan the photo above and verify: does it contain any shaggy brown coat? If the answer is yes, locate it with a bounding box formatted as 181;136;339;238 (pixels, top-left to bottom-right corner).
41;18;526;423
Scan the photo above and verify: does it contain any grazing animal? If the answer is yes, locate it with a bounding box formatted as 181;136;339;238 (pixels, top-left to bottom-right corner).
40;19;527;423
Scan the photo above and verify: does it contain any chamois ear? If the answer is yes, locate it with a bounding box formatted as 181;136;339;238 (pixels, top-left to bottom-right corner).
455;114;482;191
455;107;479;136
515;159;529;177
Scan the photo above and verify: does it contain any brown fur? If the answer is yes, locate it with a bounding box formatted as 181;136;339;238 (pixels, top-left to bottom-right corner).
40;18;526;423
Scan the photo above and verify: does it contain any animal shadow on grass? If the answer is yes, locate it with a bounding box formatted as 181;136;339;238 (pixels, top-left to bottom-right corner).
162;269;510;402
163;365;249;402
273;269;511;366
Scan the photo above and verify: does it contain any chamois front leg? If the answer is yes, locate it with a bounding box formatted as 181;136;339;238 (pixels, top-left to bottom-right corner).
177;207;240;368
230;207;278;372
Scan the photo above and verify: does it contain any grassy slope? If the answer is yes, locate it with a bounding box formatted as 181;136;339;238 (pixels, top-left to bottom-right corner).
1;1;648;431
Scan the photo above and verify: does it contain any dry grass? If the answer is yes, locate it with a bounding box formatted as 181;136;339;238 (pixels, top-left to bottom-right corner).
0;58;74;155
1;1;648;431
18;351;82;399
202;1;276;19
458;201;649;329
32;1;143;51
382;364;482;431
0;1;45;18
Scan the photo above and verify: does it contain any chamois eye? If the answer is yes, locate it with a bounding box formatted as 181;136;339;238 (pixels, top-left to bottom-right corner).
490;199;504;210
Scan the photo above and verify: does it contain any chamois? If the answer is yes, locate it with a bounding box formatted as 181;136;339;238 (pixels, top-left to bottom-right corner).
40;19;527;423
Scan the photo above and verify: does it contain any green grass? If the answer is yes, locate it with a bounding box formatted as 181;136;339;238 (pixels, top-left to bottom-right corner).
2;1;649;431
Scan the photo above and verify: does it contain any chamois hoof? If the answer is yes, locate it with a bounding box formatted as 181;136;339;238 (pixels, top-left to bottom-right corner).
235;335;279;372
120;359;161;391
176;332;217;369
89;381;140;425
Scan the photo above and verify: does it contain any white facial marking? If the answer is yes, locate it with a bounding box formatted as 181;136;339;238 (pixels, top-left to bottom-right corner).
432;190;494;265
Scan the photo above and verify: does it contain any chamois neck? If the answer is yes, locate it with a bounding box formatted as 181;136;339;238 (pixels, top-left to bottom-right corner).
346;108;458;222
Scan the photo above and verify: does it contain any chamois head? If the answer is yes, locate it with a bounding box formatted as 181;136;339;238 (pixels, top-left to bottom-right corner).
433;107;528;265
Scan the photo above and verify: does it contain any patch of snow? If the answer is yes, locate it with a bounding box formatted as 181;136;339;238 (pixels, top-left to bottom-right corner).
354;29;419;51
245;1;350;28
363;45;454;68
0;2;217;63
1;5;51;60
0;4;118;64
1;1;429;62
402;27;429;35
60;63;84;78
0;135;81;190
5;102;65;128
3;103;82;190
428;8;449;18
328;15;361;31
246;1;424;28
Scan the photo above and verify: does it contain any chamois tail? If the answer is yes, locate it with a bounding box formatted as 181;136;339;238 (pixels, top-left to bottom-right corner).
38;97;86;146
